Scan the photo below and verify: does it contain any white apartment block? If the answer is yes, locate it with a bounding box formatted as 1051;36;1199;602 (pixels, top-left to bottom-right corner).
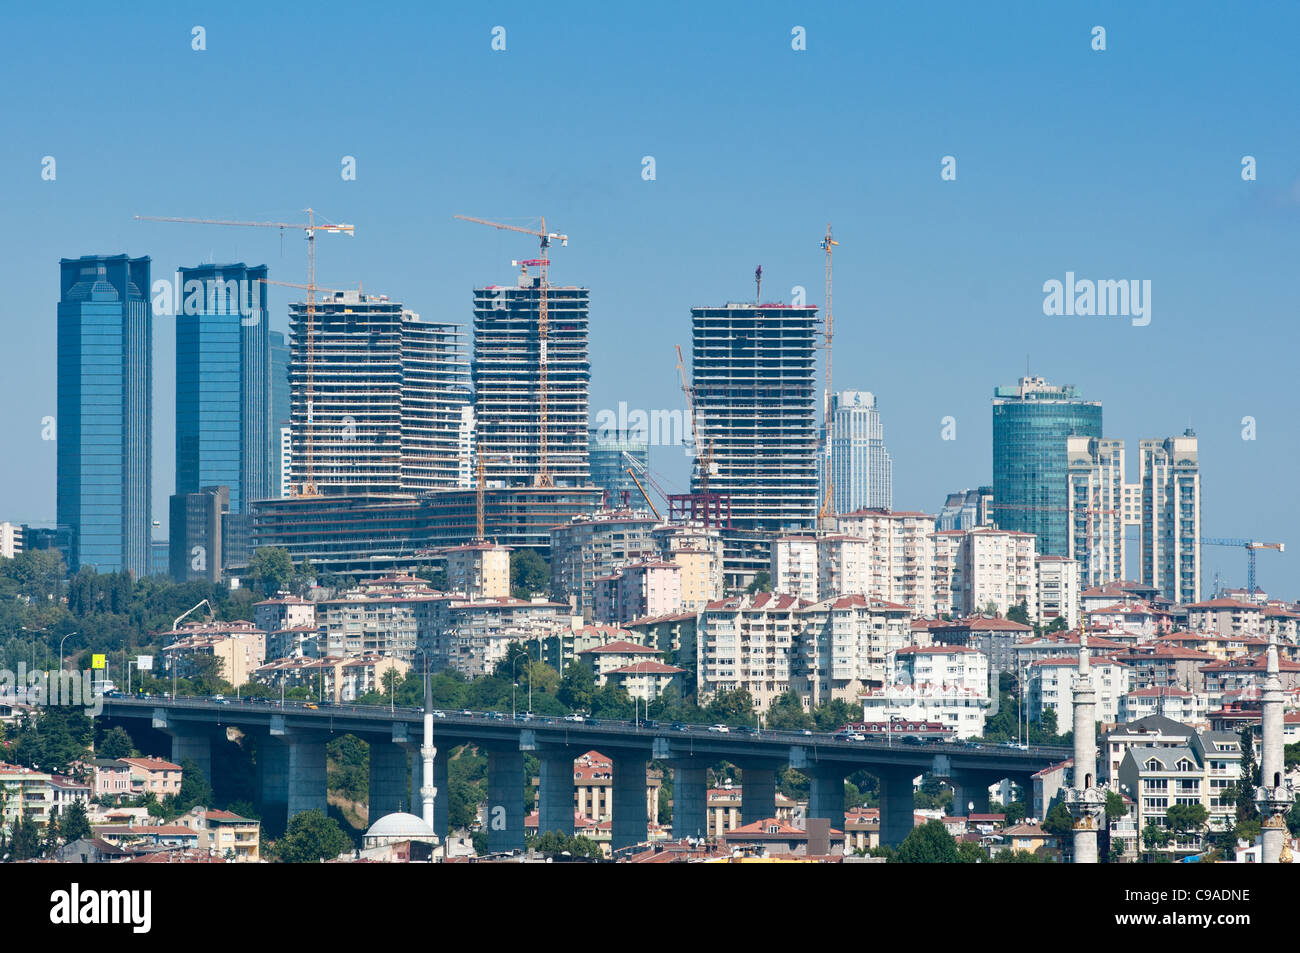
1026;656;1130;730
817;535;873;601
1036;555;1081;630
0;522;22;559
833;509;936;616
1119;686;1207;725
890;645;989;696
1067;436;1131;587
1140;432;1201;607
952;527;1038;620
794;595;912;707
1186;598;1265;638
771;536;819;602
697;593;809;713
861;683;989;739
442;543;511;600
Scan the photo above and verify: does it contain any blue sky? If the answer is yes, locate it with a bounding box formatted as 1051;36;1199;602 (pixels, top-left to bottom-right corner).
2;1;1298;596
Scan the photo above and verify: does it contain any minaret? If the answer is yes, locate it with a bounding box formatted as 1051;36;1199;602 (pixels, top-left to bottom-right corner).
1255;634;1294;863
420;672;439;841
1066;630;1104;862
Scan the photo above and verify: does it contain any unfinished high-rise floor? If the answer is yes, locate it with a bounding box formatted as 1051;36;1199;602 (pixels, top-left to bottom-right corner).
472;274;590;488
690;303;819;536
288;291;469;496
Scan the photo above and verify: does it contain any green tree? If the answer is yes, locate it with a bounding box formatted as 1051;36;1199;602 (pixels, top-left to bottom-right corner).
97;726;135;760
1165;803;1209;841
1004;801;1027;825
59;800;92;843
957;839;985;863
248;547;295;597
746;571;771;594
9;813;44;860
1042;802;1073;840
766;690;814;730
1235;727;1260;824
1007;601;1031;627
993;848;1047;863
275;809;351;863
890;819;959;863
510;550;549;598
526;830;603;859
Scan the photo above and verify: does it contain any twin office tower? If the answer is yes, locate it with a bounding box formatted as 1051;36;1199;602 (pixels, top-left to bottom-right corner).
56;256;277;578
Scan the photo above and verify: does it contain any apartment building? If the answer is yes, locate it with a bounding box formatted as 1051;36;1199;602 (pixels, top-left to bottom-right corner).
549;512;659;621
159;621;267;688
891;645;989;696
697;593;810;712
834;509;937;616
1117;729;1243;852
794;595;912;707
1026;656;1130;729
1036;555;1081;630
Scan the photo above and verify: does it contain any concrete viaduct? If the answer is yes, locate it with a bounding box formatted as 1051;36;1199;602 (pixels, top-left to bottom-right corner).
101;696;1068;852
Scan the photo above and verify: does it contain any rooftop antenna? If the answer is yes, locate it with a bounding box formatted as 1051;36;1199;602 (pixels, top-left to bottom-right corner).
755;265;763;303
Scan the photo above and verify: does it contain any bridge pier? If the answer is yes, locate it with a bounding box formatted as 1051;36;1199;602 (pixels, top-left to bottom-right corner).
369;741;415;819
671;760;708;840
259;732;327;831
538;747;576;838
740;765;778;825
807;765;846;833
611;756;648;851
878;768;917;847
951;771;995;816
486;749;526;854
165;729;213;785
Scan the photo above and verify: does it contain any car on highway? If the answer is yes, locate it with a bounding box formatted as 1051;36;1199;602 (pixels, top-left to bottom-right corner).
902;735;926;746
708;724;730;733
737;725;759;736
668;722;689;732
563;713;585;723
304;702;318;710
834;730;865;742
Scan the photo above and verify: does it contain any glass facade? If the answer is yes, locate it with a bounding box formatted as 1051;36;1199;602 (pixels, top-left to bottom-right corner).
56;255;152;575
588;428;649;508
175;263;273;515
992;377;1101;557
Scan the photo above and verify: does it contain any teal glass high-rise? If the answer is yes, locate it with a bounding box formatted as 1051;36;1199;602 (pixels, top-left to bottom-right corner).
992;376;1102;557
57;255;153;575
174;263;273;516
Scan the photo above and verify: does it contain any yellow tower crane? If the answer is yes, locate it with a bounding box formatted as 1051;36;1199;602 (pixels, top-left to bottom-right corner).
817;224;839;530
455;215;567;488
135;210;355;496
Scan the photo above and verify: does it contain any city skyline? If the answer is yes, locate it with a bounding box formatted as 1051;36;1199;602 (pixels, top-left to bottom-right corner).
3;3;1298;597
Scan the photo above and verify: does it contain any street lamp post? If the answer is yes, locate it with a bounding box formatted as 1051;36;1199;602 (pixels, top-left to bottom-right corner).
58;632;78;673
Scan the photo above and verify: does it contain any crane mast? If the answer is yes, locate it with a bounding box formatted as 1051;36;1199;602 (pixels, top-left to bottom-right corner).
455;215;567;488
817;224;839;528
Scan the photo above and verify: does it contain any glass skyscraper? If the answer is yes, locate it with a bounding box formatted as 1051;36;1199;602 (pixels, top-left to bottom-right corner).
174;263;273;515
992;376;1102;557
828;390;893;514
57;255;152;575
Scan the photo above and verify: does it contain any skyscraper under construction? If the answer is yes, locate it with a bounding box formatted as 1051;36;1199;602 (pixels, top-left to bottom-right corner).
472;272;591;488
288;291;469;496
691;302;819;581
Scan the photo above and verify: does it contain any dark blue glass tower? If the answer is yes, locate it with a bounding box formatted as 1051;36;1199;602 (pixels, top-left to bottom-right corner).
57;255;153;575
174;263;273;514
992;376;1102;557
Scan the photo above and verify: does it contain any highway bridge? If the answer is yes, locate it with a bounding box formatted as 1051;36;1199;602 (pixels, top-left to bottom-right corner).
100;695;1069;850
